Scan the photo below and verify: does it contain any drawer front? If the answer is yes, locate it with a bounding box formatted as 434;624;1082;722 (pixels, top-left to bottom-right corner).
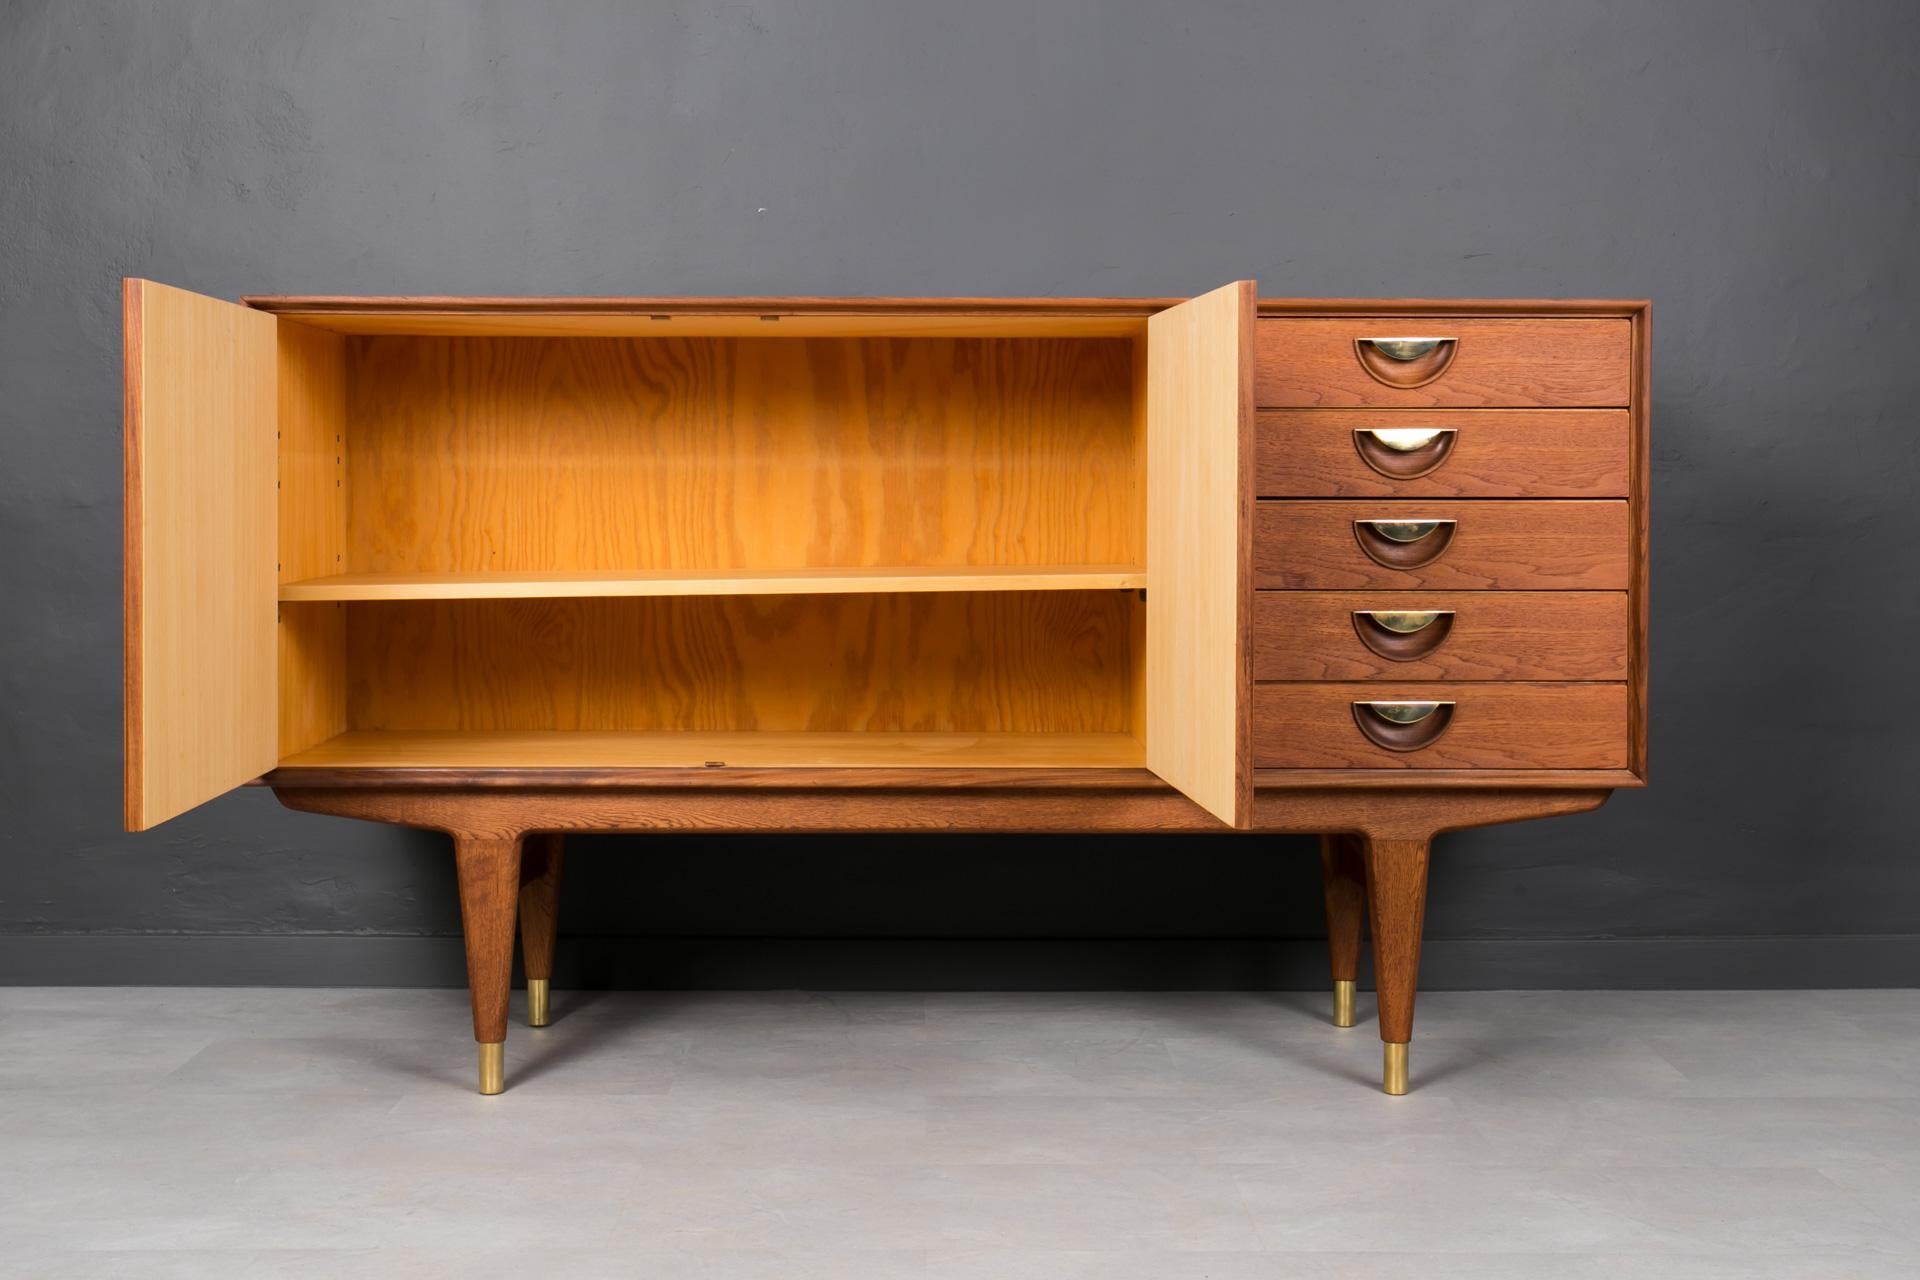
1255;409;1630;498
1253;591;1629;681
1253;500;1629;590
1256;318;1632;408
1253;683;1629;769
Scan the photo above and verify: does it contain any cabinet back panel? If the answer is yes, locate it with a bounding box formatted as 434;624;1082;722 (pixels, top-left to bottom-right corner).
345;336;1139;574
345;591;1139;734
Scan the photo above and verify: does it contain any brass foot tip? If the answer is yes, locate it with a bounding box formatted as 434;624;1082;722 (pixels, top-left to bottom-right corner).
1332;979;1357;1028
1382;1042;1409;1096
477;1042;506;1095
527;978;551;1028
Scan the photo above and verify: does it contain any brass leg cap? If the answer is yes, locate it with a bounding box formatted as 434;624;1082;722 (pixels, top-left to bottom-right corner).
1332;979;1357;1028
1382;1042;1409;1096
527;978;551;1028
478;1041;505;1095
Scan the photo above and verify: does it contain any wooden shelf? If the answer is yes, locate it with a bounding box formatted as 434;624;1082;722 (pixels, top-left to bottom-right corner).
279;566;1146;602
276;730;1146;771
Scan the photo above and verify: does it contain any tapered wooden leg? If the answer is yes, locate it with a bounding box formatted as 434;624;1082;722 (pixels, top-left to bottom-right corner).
453;834;522;1094
518;834;565;1027
1319;834;1367;1028
1362;834;1431;1096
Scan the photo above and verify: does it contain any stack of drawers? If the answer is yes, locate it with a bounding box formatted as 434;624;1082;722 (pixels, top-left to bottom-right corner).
1249;313;1637;770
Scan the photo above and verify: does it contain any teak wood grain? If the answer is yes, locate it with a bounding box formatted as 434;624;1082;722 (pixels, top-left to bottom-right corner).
1255;318;1632;408
1255;409;1630;498
517;834;564;987
1319;834;1367;986
342;591;1139;735
1630;304;1652;778
1253;500;1629;590
1145;281;1254;827
452;836;520;1045
123;280;280;831
344;335;1140;575
1363;836;1430;1047
1254;682;1630;769
1253;591;1629;681
273;783;1611;839
1255;299;1644;317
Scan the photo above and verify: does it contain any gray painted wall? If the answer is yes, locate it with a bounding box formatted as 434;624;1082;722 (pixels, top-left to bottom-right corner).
3;1;1916;987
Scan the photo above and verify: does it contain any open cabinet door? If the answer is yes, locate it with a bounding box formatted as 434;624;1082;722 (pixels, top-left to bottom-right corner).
1145;281;1256;827
124;280;278;830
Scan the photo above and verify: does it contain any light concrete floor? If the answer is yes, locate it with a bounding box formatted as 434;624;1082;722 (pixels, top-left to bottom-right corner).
2;987;1917;1277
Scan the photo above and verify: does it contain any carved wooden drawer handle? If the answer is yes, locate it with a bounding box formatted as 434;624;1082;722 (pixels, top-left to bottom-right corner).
1355;336;1458;389
1352;609;1455;660
1352;700;1456;751
1353;427;1457;479
1353;518;1457;569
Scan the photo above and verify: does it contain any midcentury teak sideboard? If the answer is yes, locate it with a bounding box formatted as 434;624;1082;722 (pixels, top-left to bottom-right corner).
122;280;1649;1096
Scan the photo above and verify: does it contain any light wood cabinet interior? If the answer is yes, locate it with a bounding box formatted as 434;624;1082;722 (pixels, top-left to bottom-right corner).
270;317;1157;775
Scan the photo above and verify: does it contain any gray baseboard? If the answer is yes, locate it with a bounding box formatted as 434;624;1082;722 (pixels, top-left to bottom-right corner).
2;933;1917;989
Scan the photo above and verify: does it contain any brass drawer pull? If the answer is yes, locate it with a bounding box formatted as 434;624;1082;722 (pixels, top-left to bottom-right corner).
1362;699;1445;723
1353;609;1455;662
1363;427;1449;452
1353;699;1456;751
1362;339;1449;362
1363;519;1448;543
1361;609;1448;633
1355;336;1458;389
1353;518;1457;571
1353;427;1458;479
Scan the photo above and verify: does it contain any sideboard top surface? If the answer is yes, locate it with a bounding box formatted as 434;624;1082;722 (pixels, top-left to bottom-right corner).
244;295;1648;317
